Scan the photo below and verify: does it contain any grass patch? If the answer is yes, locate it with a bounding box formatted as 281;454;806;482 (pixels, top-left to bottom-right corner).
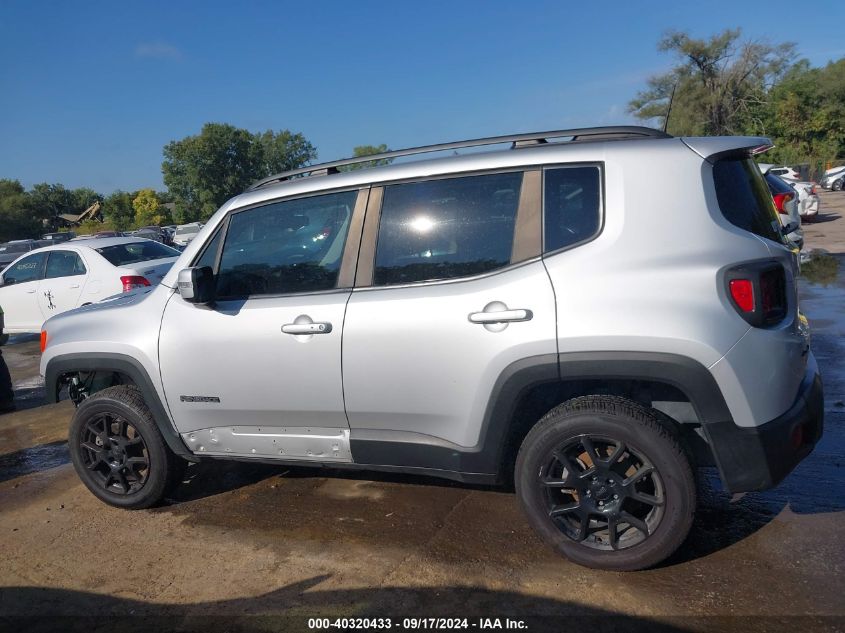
801;253;840;286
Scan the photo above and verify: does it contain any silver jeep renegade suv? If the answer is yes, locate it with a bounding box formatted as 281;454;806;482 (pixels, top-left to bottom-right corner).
40;127;823;571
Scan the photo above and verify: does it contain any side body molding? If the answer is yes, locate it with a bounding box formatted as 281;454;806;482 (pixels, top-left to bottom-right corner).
44;352;195;460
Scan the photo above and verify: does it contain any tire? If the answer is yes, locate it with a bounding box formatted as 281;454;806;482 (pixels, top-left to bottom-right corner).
833;179;843;192
68;385;186;509
515;395;695;571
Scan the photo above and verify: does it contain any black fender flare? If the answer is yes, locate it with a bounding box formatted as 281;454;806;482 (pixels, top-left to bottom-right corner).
45;352;195;460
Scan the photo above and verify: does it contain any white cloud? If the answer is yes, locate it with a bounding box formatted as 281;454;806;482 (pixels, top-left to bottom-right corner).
135;41;183;60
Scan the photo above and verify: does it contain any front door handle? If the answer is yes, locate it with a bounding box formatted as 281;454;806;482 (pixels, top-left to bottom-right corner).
469;308;532;324
26;289;36;294
69;284;80;289
282;322;332;335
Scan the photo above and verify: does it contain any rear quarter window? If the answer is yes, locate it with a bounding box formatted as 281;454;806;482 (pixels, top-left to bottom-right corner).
713;158;783;244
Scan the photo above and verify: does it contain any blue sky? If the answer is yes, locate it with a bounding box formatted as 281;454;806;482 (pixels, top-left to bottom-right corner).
1;0;843;194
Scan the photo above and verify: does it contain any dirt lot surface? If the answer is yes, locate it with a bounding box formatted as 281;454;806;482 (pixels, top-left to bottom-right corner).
1;192;844;632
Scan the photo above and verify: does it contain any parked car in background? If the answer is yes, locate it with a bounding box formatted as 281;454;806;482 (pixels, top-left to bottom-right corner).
788;180;820;221
759;163;801;181
42;232;76;244
820;165;845;191
132;227;166;243
92;231;125;238
0;237;180;333
762;171;803;249
173;222;203;247
0;240;45;268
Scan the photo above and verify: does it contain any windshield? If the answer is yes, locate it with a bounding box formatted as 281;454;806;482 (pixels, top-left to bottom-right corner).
96;241;180;266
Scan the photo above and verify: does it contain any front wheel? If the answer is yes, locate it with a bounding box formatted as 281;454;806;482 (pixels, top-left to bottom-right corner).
833;179;843;192
68;385;186;509
515;395;695;571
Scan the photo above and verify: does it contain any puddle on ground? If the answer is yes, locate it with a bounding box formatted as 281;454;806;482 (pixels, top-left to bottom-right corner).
800;252;841;286
0;441;69;483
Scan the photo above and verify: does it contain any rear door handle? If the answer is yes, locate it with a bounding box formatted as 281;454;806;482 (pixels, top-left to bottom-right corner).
69;284;80;289
26;289;36;294
469;309;532;324
282;322;332;335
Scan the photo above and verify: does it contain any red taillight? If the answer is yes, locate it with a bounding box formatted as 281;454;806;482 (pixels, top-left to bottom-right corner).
790;423;804;450
40;330;47;353
727;263;788;327
729;279;755;312
120;275;151;292
772;192;793;214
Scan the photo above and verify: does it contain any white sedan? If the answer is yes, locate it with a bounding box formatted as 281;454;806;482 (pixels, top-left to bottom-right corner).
0;237;181;334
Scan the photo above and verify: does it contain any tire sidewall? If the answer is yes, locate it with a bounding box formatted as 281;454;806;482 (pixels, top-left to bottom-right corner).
516;411;694;571
69;392;170;509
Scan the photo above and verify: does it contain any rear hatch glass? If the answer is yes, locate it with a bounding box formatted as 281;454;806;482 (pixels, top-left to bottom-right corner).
96;241;180;266
713;158;783;243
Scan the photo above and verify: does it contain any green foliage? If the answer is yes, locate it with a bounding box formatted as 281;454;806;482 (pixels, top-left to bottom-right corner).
0;179;41;242
750;59;845;167
161;123;316;223
339;144;393;171
76;218;117;236
629;29;796;136
133;188;165;227
101;190;136;231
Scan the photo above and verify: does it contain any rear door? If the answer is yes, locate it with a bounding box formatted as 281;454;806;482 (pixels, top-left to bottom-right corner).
342;169;557;457
0;252;48;332
37;250;87;318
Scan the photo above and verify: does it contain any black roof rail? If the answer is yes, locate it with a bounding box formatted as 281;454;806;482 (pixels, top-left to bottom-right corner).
246;126;671;191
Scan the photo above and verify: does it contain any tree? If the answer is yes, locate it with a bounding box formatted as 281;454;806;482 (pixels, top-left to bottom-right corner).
133;188;164;227
0;180;41;241
339;144;393;171
161;123;316;223
629;29;796;135
28;183;76;222
753;58;845;168
101;190;136;231
256;130;317;175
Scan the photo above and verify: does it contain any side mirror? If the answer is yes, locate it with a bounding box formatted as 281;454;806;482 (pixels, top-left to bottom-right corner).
177;266;215;304
0;276;14;287
781;221;800;236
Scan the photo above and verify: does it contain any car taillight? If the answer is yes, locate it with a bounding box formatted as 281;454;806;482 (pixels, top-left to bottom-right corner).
772;192;793;214
120;275;151;292
40;330;47;353
726;262;788;327
729;279;754;312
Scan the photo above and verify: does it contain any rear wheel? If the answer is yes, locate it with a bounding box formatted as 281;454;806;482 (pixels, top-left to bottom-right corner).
68;385;186;509
515;395;695;571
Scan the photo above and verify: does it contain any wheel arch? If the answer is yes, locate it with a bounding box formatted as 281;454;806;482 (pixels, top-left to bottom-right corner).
45;352;196;460
479;351;732;480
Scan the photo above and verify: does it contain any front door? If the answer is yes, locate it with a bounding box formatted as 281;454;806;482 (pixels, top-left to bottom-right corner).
159;188;365;462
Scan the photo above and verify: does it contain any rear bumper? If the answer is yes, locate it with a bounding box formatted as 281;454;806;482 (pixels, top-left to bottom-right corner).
705;355;823;493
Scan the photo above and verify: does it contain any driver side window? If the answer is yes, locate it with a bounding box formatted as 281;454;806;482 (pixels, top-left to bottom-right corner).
3;252;47;285
216;190;357;299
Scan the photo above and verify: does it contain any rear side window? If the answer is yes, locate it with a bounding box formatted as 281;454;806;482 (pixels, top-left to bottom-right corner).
713;158;783;243
544;166;602;252
374;172;522;286
96;242;181;266
45;251;86;278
